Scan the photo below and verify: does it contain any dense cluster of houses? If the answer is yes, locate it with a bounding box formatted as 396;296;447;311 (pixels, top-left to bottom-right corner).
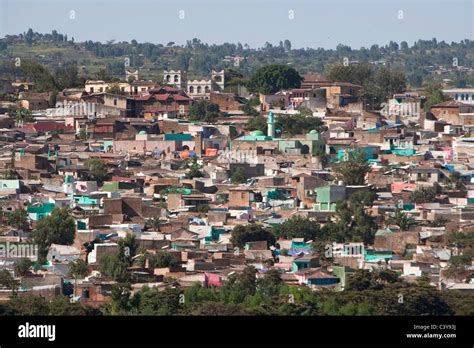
0;70;474;306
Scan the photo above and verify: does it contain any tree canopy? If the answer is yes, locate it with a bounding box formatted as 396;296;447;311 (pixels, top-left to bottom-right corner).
275;111;325;136
231;224;276;248
273;216;322;241
247;64;303;94
231;167;247;184
423;81;449;111
13;258;34;277
7;208;29;230
410;187;437;204
189;100;221;123
84;158;109;182
327;63;407;109
332;148;371;185
31;208;76;261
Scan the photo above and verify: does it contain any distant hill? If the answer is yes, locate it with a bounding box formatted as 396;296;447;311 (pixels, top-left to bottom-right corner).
1;29;473;89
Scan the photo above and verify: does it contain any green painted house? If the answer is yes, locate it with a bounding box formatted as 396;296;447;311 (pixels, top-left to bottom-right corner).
277;130;325;155
292;254;320;273
291;239;311;249
364;249;393;262
313;185;346;212
27;202;55;221
203;226;228;244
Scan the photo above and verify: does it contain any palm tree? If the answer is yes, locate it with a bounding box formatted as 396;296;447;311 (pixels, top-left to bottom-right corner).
145;217;165;231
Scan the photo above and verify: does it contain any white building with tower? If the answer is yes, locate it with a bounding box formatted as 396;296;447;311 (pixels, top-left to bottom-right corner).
163;69;225;100
164;70;186;90
126;68;139;82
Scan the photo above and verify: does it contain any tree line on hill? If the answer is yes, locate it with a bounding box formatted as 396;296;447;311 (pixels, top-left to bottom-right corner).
1;29;472;89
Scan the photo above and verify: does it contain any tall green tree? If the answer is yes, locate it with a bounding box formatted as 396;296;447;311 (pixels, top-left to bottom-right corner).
231;167;247;184
247;64;303;94
148;251;180;268
246;115;267;133
423;82;448;111
375;67;407;99
84;158;108;181
31;208;76;262
110;282;133;315
189;100;221;123
69;259;89;296
55;61;84;89
327;63;373;86
386;209;415;231
7;208;29;230
0;270;18;292
274;216;322;241
145;217;166;231
13;258;34;276
275;112;324;136
410;187;437;203
7;106;35;123
231;224;276;248
100;252;130;282
332;148;371;185
17;59;58;92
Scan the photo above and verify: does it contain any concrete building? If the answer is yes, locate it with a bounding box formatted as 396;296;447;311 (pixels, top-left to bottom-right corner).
186;70;225;99
443;88;474;105
383;92;424;124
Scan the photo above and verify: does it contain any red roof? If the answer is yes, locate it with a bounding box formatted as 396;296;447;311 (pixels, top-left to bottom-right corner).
173;95;192;101
23;122;74;132
154;93;172;101
133;93;191;103
162;86;180;92
432;100;468;108
149;86;180;94
132;94;152;101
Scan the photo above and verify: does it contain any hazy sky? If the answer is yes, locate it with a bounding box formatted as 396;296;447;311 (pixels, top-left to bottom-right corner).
0;0;472;49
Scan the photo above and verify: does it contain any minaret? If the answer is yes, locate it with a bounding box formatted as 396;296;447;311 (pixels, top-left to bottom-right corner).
267;111;275;138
